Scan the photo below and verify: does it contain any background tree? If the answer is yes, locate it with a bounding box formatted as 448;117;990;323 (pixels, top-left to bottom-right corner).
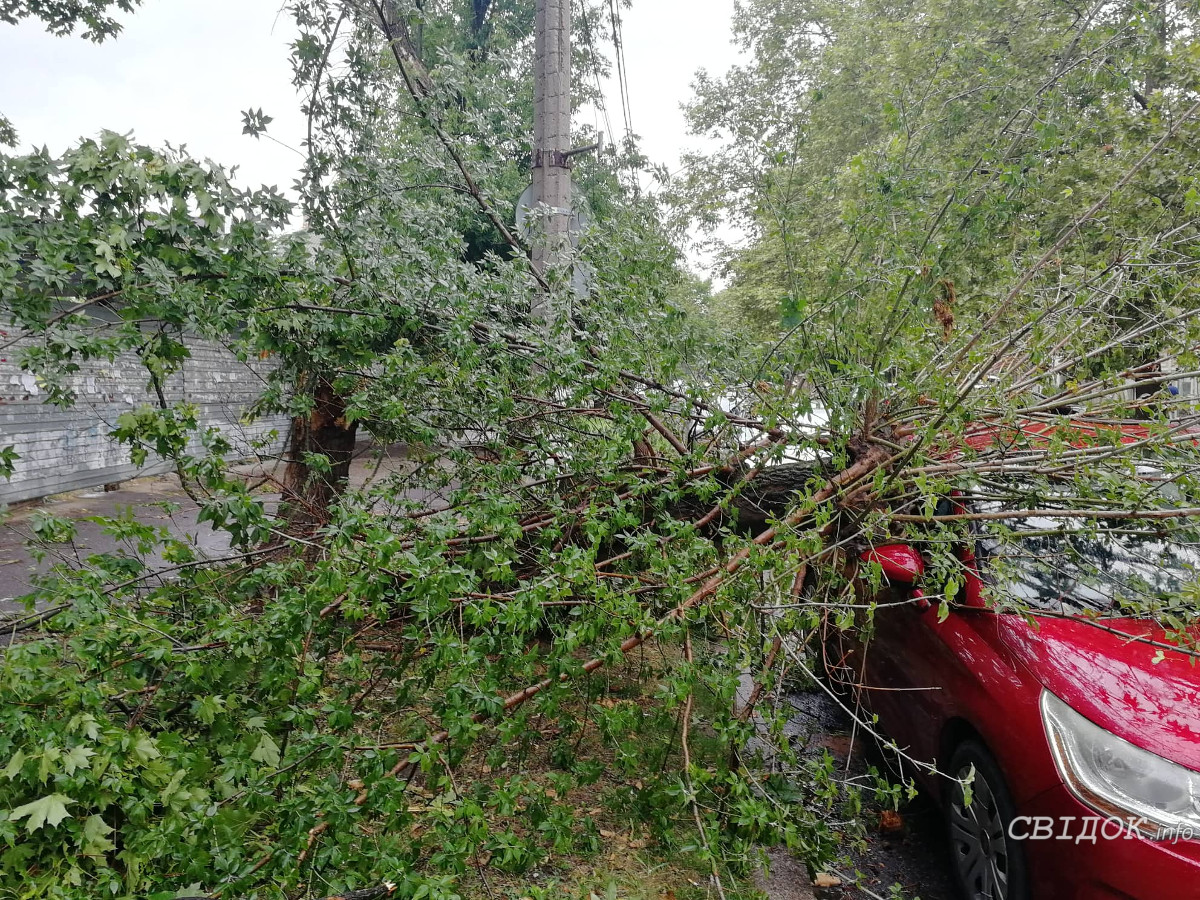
682;0;1200;369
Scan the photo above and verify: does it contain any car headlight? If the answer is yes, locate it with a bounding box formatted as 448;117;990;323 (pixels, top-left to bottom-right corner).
1041;690;1200;837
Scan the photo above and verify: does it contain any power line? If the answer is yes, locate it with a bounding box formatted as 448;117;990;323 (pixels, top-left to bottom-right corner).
577;0;615;149
607;0;635;146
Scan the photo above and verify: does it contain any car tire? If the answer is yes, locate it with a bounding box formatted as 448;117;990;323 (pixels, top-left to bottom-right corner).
945;739;1030;900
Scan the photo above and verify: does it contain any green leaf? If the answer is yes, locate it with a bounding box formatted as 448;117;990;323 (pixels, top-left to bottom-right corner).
68;714;100;740
0;445;18;480
159;768;187;803
241;108;274;139
1185;186;1200;215
2;749;26;780
133;735;160;764
38;746;60;783
61;745;94;776
194;695;226;725
8;793;74;833
960;765;976;808
250;734;281;768
81;815;116;857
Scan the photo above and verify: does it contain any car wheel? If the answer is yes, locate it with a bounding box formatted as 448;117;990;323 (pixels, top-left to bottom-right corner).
946;739;1030;900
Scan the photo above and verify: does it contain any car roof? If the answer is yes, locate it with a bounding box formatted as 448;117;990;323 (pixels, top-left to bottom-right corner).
957;418;1150;453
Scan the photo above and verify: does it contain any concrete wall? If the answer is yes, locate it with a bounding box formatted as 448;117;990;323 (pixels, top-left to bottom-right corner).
0;328;289;505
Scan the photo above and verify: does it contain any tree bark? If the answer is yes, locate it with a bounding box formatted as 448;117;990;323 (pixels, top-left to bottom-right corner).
281;376;359;534
725;462;821;533
471;0;491;41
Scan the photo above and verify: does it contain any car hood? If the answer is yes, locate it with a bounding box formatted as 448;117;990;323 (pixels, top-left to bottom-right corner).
998;614;1200;772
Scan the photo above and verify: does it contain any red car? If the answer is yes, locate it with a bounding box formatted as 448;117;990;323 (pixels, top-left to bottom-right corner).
827;431;1200;900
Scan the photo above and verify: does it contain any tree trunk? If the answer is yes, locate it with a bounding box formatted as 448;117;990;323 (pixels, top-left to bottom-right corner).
726;462;821;534
472;0;491;41
281;376;359;534
1143;7;1169;100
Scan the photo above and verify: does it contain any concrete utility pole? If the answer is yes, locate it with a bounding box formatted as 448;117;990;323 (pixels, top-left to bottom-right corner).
531;0;572;317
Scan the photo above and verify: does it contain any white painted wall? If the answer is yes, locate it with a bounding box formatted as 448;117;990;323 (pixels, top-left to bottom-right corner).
0;330;289;504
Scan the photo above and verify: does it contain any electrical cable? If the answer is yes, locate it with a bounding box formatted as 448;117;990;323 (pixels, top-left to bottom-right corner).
606;0;640;192
607;0;635;145
577;0;615;150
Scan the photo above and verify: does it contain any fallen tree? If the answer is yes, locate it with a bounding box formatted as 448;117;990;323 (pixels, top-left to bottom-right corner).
3;1;1200;899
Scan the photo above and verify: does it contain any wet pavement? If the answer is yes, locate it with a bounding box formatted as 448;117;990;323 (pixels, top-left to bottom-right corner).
0;445;413;614
756;685;956;900
0;475;230;613
756;848;817;899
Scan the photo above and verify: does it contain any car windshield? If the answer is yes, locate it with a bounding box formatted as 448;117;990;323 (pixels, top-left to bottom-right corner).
976;516;1200;614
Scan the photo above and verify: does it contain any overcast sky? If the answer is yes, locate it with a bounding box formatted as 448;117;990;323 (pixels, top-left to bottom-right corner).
0;0;741;273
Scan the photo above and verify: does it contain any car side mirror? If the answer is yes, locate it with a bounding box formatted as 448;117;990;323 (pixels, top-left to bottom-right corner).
861;544;925;584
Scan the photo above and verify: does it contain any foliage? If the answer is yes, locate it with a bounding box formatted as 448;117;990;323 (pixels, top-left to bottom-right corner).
0;0;139;40
0;2;795;897
3;1;1200;899
683;0;1200;352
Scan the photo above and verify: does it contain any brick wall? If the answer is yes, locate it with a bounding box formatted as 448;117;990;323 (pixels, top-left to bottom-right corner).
0;330;289;505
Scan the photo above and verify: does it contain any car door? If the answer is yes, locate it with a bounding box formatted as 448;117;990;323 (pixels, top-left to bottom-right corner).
858;538;1033;779
856;586;955;767
854;518;999;755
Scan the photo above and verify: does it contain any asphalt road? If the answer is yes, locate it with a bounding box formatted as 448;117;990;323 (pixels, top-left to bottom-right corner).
783;687;956;900
0;445;416;614
0;475;232;613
